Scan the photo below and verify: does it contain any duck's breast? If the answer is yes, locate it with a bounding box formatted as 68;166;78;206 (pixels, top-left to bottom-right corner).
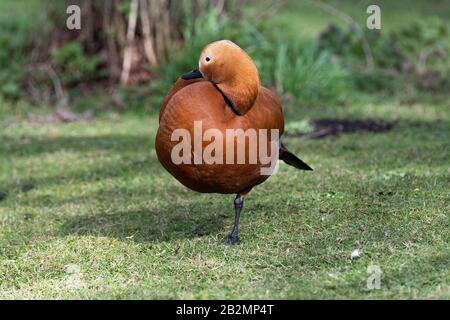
156;82;280;194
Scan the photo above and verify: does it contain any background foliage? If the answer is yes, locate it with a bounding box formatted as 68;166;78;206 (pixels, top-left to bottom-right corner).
1;0;449;109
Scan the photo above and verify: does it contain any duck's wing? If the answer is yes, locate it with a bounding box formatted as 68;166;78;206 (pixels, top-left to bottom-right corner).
244;86;284;134
248;88;313;171
159;78;204;122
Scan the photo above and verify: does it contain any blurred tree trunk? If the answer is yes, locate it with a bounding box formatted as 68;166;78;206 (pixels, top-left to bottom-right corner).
120;0;139;84
140;0;158;66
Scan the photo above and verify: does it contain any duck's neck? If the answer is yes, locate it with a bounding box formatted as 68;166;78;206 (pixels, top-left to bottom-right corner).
216;67;260;116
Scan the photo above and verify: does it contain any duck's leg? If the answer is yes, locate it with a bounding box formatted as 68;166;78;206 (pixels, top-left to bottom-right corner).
225;194;244;245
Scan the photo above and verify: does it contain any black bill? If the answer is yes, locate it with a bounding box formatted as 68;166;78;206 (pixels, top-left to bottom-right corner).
181;68;203;80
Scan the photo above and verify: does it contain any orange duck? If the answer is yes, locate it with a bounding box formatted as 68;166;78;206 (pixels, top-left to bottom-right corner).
156;40;312;244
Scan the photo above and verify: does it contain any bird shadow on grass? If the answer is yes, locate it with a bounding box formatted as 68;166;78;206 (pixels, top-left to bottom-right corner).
58;204;229;243
1;132;231;243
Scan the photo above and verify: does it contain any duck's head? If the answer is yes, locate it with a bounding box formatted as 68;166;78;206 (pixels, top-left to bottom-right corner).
181;40;260;115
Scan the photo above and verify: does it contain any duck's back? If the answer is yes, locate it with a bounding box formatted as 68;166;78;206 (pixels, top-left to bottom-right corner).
156;79;284;194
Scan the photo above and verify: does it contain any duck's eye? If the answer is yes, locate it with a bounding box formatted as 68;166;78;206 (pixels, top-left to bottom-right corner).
205;56;211;63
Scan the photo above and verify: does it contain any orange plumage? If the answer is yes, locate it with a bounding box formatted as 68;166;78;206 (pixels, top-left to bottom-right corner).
156;40;312;244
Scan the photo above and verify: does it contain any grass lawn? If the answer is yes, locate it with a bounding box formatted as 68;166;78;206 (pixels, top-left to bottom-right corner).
0;95;448;299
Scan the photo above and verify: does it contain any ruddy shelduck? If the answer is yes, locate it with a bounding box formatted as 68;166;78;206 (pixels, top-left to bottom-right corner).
156;40;312;244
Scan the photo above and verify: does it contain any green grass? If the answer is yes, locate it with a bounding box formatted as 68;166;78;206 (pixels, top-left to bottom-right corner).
0;95;448;299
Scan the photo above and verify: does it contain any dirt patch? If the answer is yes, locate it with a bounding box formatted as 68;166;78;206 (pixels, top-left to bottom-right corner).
301;119;396;139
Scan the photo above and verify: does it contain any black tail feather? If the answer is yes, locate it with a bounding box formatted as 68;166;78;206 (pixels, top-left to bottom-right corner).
279;147;313;171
